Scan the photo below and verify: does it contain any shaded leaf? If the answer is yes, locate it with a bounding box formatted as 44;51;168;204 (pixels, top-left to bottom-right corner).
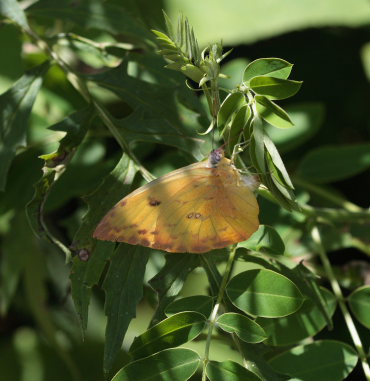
268;340;358;381
217;92;245;132
112;348;200;381
258;288;337;346
103;244;149;373
129;311;206;360
165;295;214;318
348;286;370;328
28;0;152;41
0;61;49;191
206;360;261;381
217;312;267;343
226;269;304;317
296;143;370;183
255;96;294;129
149;254;200;325
243;58;293;83
238;225;285;255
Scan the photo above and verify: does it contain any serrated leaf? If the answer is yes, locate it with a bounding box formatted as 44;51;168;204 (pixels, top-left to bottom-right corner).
255;96;294;129
217;312;267;343
28;0;152;41
348;286;370;328
268;340;358;381
217;92;245;133
112;348;200;381
27;109;92;257
103;244;149;373
238;225;285;255
0;0;30;30
296;143;370;183
258;288;337;346
250;76;302;100
0;61;49;191
72;153;137;251
243;58;293;83
70;241;115;334
149;254;200;325
165;295;214;318
129;311;206;360
206;360;261;381
226;269;304;317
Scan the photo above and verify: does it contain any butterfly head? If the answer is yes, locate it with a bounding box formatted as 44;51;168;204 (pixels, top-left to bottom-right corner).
208;148;224;168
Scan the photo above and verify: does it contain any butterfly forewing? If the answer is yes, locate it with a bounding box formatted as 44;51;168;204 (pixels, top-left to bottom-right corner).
93;157;259;253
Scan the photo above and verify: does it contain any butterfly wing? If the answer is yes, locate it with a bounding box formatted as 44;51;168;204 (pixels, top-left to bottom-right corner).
93;158;259;253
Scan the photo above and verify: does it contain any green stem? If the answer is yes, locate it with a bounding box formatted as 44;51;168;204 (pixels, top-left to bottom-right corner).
202;245;237;381
293;177;362;212
311;226;370;381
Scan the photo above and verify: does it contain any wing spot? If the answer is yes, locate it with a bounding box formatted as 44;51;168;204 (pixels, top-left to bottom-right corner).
194;213;201;219
138;229;147;235
140;239;150;246
150;230;159;235
128;224;138;229
149;197;161;206
119;201;127;207
187;213;194;219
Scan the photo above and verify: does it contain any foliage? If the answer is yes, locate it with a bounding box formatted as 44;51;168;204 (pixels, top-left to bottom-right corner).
1;1;370;381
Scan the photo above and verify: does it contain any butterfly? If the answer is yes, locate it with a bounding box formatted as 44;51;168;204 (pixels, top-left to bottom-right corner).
93;148;259;253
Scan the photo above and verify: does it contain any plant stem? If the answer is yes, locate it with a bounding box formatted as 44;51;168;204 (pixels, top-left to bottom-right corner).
311;226;370;381
202;244;237;381
293;177;363;212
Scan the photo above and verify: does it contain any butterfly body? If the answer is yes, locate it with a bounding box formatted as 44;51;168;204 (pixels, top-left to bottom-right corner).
93;150;259;253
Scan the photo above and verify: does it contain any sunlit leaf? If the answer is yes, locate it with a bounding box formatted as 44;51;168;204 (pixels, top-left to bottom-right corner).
226;269;304;317
217;312;267;343
255;96;294;129
0;0;30;30
129;311;206;360
250;76;302;100
206;360;261;381
112;348;200;381
243;58;293;83
268;340;358;381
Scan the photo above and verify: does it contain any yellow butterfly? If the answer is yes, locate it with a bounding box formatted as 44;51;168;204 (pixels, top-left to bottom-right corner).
93;148;259;253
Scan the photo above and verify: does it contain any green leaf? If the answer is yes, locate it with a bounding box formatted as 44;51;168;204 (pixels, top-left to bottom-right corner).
296;143;370;183
243;58;293;83
238;225;285;255
70;241;115;334
72;153;137;251
149;254;200;326
265;103;325;152
264;133;294;189
165;295;214;318
251;117;266;172
0;61;49;191
268;340;358;381
129;311;206;360
348;286;370;328
28;0;152;41
0;212;30;315
112;348;200;381
26;108;93;259
217;312;267;343
227;105;251;153
226;269;304;317
87;61;206;156
206;360;261;381
103;244;149;374
0;0;30;30
250;77;302;100
257;288;337;346
217;92;245;132
255;96;294;129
